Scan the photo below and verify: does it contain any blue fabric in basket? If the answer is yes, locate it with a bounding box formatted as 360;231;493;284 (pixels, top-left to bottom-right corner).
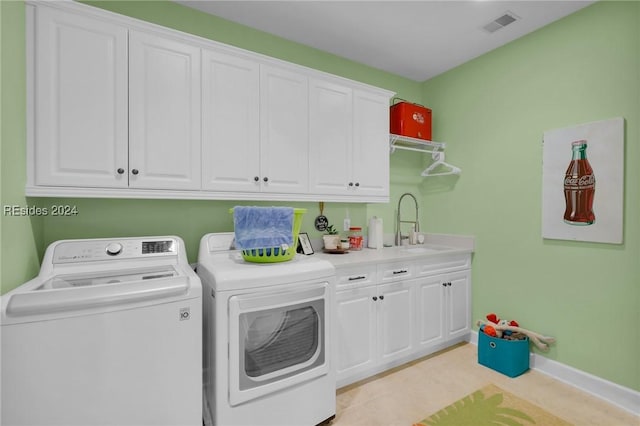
233;206;294;250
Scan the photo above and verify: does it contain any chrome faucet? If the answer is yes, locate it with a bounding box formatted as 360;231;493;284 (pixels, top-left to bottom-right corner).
395;192;420;246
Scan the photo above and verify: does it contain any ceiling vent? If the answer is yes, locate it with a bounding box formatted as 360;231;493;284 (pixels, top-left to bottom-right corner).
483;11;519;33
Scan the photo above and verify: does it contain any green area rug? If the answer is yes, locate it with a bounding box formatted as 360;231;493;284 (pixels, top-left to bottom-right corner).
413;384;573;426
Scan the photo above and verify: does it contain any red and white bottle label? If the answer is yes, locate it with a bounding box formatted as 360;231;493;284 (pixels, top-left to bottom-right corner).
564;174;595;189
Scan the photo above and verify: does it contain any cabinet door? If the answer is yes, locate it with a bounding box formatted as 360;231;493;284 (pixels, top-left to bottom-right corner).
414;275;446;350
308;79;353;195
378;281;414;365
447;270;471;340
34;7;128;188
352;90;390;197
335;287;377;384
202;50;260;191
129;31;201;190
259;65;309;193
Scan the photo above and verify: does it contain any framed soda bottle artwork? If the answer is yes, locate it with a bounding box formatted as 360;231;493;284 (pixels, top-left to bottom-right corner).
542;118;624;244
563;140;596;225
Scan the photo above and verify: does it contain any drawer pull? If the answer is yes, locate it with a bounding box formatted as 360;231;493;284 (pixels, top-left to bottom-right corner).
348;275;366;281
392;269;408;275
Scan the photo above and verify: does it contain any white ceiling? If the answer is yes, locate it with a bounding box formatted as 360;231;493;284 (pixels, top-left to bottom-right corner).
176;0;594;81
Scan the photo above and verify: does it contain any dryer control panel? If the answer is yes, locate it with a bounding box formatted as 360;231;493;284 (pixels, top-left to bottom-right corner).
52;238;178;264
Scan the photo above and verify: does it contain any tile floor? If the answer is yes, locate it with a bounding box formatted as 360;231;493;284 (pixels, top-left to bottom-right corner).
332;343;639;426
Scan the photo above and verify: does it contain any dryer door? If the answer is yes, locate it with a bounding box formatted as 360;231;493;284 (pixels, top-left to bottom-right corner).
228;283;329;406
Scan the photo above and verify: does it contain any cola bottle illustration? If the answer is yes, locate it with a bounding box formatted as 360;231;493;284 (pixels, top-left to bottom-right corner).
563;140;595;225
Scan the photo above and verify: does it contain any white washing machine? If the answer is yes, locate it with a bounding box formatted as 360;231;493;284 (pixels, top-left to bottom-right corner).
1;236;202;426
197;232;336;426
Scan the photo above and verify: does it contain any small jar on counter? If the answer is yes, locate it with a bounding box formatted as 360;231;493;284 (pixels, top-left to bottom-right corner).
348;227;363;251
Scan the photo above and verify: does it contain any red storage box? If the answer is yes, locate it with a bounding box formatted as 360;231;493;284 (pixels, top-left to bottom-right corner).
390;100;432;141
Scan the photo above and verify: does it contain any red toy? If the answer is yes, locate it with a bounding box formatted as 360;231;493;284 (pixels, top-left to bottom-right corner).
483;313;519;338
483;325;497;337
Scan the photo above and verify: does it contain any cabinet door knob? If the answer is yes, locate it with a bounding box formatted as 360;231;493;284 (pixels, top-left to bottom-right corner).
379;295;384;300
448;282;452;286
372;296;378;301
263;177;269;182
117;168;125;174
348;182;354;187
355;182;360;187
442;282;447;287
254;176;259;182
131;169;139;175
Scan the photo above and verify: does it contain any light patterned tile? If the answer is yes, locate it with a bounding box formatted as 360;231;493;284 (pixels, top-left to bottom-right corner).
333;343;639;426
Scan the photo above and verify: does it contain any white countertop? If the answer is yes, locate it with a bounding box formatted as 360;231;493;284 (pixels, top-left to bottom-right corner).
313;233;475;268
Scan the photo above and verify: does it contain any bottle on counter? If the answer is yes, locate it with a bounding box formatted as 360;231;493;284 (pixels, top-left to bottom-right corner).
348;227;363;251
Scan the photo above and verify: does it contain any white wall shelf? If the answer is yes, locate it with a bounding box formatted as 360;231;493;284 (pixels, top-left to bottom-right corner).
389;134;461;177
389;134;445;154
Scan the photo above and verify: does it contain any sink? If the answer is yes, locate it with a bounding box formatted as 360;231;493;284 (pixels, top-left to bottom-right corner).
403;247;433;254
401;245;450;254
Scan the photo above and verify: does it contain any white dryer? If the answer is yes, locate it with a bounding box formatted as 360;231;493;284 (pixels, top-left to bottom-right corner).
197;232;336;426
1;236;202;426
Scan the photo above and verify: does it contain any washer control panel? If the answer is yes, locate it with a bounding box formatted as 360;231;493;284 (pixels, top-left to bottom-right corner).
52;238;177;264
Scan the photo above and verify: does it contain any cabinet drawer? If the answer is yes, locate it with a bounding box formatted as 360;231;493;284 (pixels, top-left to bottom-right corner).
415;254;471;276
377;261;413;284
336;265;376;290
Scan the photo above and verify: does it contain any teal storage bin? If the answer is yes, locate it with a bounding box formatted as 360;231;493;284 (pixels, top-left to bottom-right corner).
478;332;530;378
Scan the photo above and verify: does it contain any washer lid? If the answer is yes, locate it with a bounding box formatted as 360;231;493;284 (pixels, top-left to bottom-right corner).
38;266;178;290
3;266;190;318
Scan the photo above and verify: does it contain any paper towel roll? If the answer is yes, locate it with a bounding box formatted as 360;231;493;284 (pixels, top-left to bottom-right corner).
368;217;383;249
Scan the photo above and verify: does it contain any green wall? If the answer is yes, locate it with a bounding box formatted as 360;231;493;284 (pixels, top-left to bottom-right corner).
421;1;639;391
1;0;638;393
1;1;44;291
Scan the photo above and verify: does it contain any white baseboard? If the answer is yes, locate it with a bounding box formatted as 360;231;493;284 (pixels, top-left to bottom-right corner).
469;331;640;416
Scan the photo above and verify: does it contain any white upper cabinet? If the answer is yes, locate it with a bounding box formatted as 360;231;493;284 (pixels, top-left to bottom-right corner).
202;61;308;194
259;65;309;194
201;50;260;192
309;79;353;195
129;30;201;190
33;6;128;188
352;90;390;198
309;82;390;199
26;1;393;201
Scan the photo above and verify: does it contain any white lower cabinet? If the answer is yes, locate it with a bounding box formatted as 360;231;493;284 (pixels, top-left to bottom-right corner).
377;281;415;364
415;269;471;352
414;275;446;349
335;281;415;387
335;285;378;382
335;254;471;388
